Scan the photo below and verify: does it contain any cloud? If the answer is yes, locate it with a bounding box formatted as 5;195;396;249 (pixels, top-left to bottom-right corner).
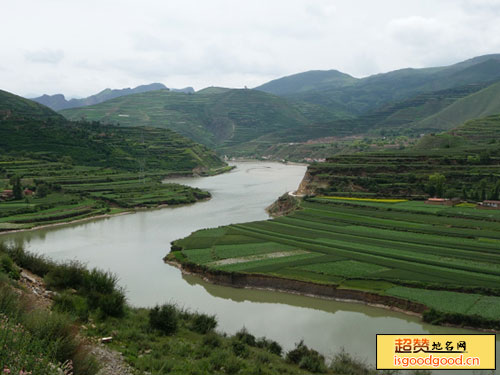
0;0;499;97
25;49;64;64
387;17;446;48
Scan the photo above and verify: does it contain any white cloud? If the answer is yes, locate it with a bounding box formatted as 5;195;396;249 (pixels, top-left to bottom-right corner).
0;0;499;97
25;49;64;64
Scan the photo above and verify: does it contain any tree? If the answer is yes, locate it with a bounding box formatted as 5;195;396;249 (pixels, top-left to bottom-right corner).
428;173;446;197
12;177;23;200
36;183;50;198
479;151;491;164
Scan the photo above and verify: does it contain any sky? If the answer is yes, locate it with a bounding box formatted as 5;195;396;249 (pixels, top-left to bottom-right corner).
2;0;500;98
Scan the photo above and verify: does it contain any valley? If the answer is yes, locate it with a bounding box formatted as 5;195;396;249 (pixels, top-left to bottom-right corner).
2;52;500;375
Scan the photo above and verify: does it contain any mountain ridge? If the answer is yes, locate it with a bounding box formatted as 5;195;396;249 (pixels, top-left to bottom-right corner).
31;83;168;111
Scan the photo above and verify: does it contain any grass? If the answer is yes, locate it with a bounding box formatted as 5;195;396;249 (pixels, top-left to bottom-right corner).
172;198;500;327
0;278;99;374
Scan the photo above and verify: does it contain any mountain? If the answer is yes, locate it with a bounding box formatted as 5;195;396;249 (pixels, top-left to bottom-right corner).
256;54;500;114
255;70;356;96
170;87;195;94
409;80;500;132
31;83;168;111
0;89;225;172
60;88;349;150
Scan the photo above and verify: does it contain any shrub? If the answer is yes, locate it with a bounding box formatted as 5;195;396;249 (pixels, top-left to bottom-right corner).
3;246;54;276
149;303;178;335
231;340;249;358
83;268;119;295
45;260;87;290
235;327;256;346
330;349;375;375
286;340;326;373
45;262;125;318
202;332;222;348
256;337;282;356
224;356;243;375
23;310;79;363
190;312;217;334
299;354;327;373
53;292;90;321
0;253;20;280
0;284;22;317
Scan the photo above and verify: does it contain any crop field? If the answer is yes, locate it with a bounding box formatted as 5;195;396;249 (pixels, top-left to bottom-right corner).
173;198;500;321
0;158;211;230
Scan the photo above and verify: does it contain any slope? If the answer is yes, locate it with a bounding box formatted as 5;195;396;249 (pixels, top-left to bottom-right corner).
301;115;500;198
410;80;500;132
0;89;226;173
60;88;348;149
257;54;500;114
255;70;357;96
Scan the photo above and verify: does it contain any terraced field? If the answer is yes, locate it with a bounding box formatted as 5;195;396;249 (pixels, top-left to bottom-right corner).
0;158;211;231
172;198;500;324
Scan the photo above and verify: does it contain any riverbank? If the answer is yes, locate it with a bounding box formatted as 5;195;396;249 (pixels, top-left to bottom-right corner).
0;164;236;235
166;256;500;334
0;210;132;235
165;257;426;317
0;244;353;375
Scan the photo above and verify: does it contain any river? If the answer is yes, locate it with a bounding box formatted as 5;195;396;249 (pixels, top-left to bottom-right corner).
1;161;497;373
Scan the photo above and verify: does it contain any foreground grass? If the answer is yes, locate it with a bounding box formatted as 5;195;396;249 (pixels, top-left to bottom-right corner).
0;244;400;374
172;198;500;330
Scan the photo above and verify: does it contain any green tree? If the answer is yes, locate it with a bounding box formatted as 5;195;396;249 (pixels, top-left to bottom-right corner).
479;151;491;164
12;177;23;200
36;183;50;198
428;173;446;197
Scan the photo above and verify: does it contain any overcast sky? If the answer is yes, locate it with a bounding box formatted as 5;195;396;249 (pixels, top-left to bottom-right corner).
2;0;500;98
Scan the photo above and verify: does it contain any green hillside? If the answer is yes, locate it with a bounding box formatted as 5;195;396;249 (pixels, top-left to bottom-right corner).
0;89;61;121
1;89;225;173
255;70;356;96
0;89;229;231
60;88;348;149
257;54;500;114
302;115;500;198
410;80;500;132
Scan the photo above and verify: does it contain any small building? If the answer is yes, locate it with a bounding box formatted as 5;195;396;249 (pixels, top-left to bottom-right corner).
479;200;500;209
24;189;34;196
1;189;13;199
425;198;460;206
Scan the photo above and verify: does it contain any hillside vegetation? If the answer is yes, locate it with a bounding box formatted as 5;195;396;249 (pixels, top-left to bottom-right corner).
0;89;228;231
410;80;500;132
60;88;349;150
256;54;500;115
303;115;500;199
1;89;225;173
56;55;500;157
